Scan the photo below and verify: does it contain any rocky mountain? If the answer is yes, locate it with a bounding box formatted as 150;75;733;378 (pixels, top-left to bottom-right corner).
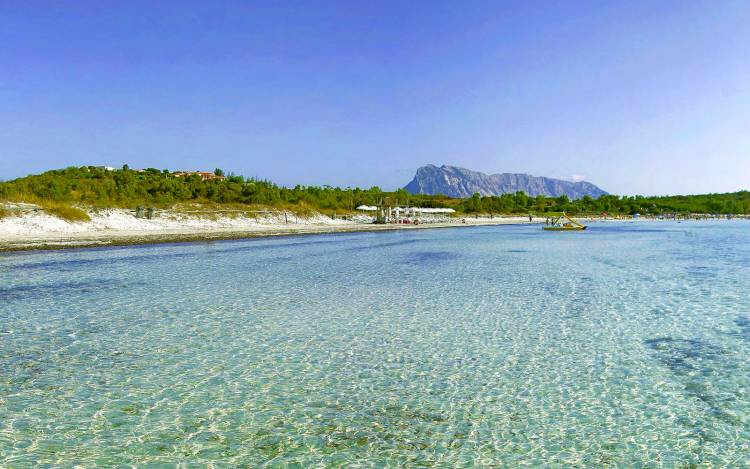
404;165;607;199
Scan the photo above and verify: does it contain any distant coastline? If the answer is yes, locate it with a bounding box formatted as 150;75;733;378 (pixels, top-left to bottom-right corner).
2;166;748;251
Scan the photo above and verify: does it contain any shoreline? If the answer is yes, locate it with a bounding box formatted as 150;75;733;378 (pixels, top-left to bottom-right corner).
0;218;540;252
2;212;740;253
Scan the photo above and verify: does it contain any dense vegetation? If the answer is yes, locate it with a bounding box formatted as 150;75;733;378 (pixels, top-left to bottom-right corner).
460;191;750;215
0;166;453;214
1;166;748;216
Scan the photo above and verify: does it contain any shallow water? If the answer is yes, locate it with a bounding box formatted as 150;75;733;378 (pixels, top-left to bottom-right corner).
1;221;750;467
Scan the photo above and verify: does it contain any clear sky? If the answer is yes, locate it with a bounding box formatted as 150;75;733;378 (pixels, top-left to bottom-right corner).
1;1;749;195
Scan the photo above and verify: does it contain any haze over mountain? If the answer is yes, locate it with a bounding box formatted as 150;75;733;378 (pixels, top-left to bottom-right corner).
404;165;607;199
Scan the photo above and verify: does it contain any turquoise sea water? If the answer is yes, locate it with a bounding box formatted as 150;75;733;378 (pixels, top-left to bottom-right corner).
1;221;750;467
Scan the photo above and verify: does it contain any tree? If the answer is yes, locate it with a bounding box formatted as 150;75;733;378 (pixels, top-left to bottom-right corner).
214;168;224;177
464;193;482;212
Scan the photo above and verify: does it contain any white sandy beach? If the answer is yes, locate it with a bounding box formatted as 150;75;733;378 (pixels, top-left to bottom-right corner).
0;207;545;251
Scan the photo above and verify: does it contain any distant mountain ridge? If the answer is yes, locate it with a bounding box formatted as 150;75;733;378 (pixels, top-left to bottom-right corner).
404;165;607;199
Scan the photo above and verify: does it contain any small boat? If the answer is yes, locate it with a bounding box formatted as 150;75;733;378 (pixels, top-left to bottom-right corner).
543;212;587;231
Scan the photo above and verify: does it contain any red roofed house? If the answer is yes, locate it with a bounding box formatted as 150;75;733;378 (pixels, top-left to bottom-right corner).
173;171;226;181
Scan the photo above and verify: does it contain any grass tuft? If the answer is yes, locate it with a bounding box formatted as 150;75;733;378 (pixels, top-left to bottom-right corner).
0;207;9;219
43;203;91;222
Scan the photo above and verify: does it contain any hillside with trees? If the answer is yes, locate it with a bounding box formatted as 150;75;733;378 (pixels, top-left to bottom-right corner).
1;166;748;217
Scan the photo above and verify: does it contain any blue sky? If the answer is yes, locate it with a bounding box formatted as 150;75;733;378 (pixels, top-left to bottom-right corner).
1;1;749;195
